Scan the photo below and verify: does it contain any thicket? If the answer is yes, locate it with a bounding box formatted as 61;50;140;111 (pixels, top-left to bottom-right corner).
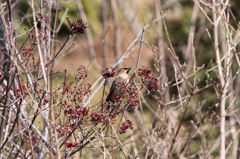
0;0;239;158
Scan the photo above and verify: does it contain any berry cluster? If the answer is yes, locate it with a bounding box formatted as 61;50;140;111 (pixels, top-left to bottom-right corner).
62;71;91;104
91;112;105;123
66;142;78;148
55;66;91;139
43;98;48;105
76;65;88;80
126;84;139;110
37;13;46;21
66;17;87;34
137;67;159;93
102;68;116;78
119;120;134;134
91;111;116;125
64;105;89;120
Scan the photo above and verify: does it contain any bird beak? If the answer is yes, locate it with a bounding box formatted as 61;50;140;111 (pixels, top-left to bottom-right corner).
126;68;131;74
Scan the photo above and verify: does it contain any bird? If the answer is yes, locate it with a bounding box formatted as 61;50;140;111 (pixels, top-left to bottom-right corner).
106;67;131;102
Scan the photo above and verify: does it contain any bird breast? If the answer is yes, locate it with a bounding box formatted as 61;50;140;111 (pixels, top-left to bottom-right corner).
118;73;129;81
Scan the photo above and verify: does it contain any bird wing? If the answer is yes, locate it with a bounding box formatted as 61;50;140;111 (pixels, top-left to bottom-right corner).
106;80;116;102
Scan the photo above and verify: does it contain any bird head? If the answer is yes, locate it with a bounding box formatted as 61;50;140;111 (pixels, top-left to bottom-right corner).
116;67;131;80
120;67;131;74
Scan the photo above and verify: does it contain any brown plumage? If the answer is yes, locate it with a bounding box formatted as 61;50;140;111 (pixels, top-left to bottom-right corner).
106;68;131;102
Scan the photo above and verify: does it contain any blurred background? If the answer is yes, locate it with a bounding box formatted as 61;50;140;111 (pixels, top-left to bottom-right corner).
12;0;240;73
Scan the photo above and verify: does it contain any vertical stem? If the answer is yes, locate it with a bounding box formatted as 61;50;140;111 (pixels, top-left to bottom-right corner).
0;18;9;147
110;0;121;68
212;1;225;158
102;0;108;69
48;1;60;158
101;79;107;111
155;0;170;102
0;1;11;150
135;29;144;71
47;2;53;158
31;0;47;85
